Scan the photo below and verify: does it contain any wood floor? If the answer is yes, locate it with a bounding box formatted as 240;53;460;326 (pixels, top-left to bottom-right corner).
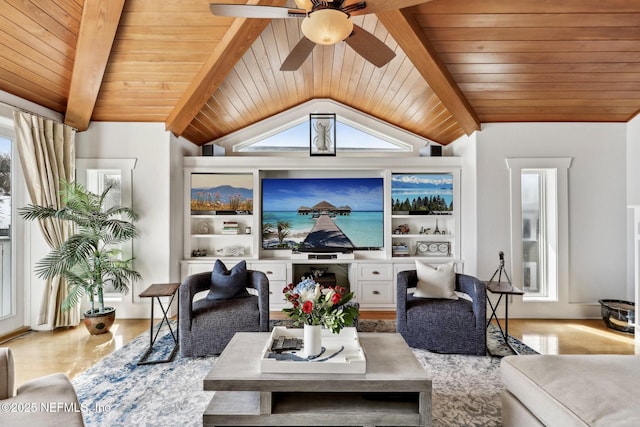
1;313;636;388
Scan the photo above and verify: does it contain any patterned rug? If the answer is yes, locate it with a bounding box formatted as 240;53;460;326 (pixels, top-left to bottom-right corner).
72;320;537;427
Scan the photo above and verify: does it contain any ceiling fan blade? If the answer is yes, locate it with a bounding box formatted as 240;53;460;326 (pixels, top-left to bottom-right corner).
280;37;316;71
209;4;305;19
345;25;395;68
348;0;434;16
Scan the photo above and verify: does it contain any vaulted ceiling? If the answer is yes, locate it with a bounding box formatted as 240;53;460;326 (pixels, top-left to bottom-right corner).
1;0;639;146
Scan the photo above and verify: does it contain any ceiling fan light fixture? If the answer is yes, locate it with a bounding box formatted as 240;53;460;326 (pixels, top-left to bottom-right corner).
301;9;353;45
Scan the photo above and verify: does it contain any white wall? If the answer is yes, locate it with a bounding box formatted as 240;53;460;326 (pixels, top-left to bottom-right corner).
472;122;628;318
170;134;198;280
10;111;635;323
627;114;640;340
75;122;175;318
449;132;478;275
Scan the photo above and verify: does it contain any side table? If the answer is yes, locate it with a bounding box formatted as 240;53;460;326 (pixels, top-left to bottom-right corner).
138;282;180;365
485;281;524;355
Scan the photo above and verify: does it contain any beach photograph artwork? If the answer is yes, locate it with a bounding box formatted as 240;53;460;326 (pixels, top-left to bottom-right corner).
261;178;384;251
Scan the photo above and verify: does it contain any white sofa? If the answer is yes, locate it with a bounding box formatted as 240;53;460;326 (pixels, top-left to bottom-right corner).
501;354;640;426
0;347;85;426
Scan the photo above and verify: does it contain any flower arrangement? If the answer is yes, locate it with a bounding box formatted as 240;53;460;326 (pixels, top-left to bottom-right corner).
283;277;359;334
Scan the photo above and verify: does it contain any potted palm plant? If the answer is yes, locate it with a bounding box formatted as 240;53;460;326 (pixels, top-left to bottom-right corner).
19;180;141;334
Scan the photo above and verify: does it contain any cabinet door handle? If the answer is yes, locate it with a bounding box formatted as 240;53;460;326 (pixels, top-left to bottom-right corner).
266;271;273;275
372;271;380;275
372;290;381;295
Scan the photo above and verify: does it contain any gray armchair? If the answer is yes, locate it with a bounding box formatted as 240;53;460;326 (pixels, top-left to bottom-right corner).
179;269;269;357
396;270;486;355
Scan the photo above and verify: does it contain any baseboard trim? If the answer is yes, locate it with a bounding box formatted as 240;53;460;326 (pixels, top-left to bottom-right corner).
0;326;31;344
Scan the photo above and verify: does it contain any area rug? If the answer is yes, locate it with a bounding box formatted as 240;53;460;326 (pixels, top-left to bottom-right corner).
72;320;537;427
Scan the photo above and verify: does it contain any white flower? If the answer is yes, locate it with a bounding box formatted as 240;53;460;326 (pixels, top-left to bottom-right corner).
297;284;319;303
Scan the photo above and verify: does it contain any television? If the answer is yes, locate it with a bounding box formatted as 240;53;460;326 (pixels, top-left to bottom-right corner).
261;177;384;252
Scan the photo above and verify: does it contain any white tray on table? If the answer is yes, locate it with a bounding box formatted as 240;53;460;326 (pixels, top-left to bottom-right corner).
260;326;366;374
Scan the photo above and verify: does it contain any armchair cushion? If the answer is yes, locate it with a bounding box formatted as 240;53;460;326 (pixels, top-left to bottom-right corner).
414;260;458;300
208;259;250;300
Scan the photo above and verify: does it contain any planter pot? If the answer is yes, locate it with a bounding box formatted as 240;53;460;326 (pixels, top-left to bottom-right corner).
303;324;322;358
83;307;116;335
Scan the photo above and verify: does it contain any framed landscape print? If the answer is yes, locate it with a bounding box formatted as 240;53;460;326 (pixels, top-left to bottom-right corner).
190;173;253;215
391;173;454;215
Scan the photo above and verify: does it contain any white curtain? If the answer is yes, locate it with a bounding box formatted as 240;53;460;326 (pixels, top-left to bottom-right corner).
13;111;79;328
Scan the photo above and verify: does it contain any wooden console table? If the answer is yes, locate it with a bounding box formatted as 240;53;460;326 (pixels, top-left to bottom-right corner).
203;332;432;426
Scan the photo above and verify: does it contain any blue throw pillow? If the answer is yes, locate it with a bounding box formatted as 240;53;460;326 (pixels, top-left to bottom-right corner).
207;260;250;300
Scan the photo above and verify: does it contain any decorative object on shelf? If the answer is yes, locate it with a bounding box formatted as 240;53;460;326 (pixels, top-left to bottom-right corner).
221;221;239;234
393;223;410;235
282;277;358;356
192;249;208;257
310;266;328;278
198;221;209;234
420;226;432;234
392;243;410;257
216;245;245;257
190;173;253;215
433;218;441;234
415;241;450;257
309;113;336;156
245;226;251;234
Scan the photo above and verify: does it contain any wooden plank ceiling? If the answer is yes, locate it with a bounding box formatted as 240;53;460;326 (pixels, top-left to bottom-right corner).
0;0;639;146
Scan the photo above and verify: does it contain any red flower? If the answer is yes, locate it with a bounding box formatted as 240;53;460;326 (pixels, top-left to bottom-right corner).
302;300;314;314
331;292;341;305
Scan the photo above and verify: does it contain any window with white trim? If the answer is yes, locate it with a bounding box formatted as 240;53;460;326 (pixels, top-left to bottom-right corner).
506;158;571;302
521;169;557;299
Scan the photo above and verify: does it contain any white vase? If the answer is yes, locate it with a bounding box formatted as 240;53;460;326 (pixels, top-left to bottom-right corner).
303;324;322;357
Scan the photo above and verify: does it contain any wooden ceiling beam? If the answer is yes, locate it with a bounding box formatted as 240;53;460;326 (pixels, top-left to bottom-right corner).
376;8;480;135
64;0;125;131
165;0;287;137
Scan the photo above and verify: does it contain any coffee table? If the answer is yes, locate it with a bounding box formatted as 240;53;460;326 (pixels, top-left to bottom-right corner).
203;332;432;426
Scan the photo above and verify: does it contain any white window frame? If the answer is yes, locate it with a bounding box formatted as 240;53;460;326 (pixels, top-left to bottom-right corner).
506;158;572;302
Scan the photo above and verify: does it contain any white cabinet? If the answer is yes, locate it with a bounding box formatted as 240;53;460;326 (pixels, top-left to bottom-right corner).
180;157;464;312
355;264;394;309
249;262;290;310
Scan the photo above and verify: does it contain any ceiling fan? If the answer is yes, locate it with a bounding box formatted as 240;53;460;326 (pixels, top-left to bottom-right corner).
210;1;431;71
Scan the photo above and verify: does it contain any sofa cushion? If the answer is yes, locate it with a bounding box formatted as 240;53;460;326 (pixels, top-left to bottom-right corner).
207;260;250;300
502;354;640;427
414;260;457;299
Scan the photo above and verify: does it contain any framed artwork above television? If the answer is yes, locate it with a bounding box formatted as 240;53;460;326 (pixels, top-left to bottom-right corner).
190;173;253;215
309;113;336;156
391;173;454;215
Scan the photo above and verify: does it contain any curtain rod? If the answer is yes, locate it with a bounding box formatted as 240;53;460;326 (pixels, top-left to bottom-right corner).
0;95;76;130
